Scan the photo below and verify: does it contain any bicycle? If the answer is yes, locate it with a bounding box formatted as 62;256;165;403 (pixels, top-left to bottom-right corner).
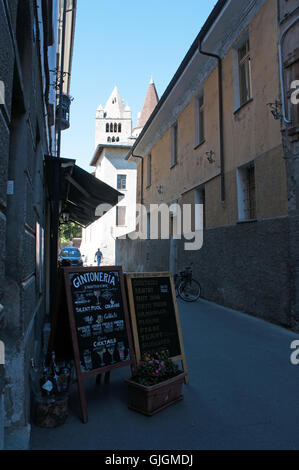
174;266;201;302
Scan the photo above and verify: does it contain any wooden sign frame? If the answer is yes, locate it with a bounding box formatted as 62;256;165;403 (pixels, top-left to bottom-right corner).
125;272;188;384
63;266;136;423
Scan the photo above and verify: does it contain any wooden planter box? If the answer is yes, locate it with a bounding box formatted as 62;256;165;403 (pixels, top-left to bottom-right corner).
124;372;186;416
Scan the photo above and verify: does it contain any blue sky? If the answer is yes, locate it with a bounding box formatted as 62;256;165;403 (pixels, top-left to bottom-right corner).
61;0;218;171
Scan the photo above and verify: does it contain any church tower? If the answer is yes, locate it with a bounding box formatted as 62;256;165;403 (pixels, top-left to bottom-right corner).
132;77;159;138
81;80;159;267
95;85;132;146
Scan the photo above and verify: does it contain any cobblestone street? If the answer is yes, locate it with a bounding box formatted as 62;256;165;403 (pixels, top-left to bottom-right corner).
30;299;299;450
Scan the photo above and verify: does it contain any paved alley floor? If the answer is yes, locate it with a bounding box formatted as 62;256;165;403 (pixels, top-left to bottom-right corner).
30;299;299;450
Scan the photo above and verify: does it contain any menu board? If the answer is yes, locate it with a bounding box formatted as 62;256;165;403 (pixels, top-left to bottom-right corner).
68;269;130;373
63;266;135;423
130;276;181;358
125;273;188;382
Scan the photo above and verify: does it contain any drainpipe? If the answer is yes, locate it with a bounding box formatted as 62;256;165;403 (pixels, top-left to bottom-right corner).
198;39;225;203
56;0;67;158
131;151;145;237
132;152;144;205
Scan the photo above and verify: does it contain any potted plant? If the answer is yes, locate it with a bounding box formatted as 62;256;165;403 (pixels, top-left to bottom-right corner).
125;351;186;416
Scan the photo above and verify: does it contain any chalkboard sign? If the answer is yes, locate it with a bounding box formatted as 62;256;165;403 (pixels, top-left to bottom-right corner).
63;266;135;423
125;272;188;383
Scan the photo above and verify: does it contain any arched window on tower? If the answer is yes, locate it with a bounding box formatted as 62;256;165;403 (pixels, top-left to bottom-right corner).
107;137;111;142
118;123;121;133
114;123;117;132
110;123;113;132
116;137;119;142
106;123;109;132
112;137;115;142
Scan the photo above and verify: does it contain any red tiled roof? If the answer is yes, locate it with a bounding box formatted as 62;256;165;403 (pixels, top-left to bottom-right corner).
137;80;159;128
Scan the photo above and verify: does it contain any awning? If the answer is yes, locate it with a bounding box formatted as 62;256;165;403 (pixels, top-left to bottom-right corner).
45;156;123;227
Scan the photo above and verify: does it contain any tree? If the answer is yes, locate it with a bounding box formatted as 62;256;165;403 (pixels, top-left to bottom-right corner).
59;221;82;244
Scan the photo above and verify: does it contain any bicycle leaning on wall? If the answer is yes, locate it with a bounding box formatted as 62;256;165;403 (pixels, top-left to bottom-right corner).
174;266;201;302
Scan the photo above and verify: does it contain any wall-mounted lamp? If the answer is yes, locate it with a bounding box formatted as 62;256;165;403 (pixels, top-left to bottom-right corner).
206;150;216;164
156;184;164;195
61;210;70;223
267;100;282;120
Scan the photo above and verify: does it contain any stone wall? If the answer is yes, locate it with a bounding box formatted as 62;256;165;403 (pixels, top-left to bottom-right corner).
0;0;19;450
0;0;51;449
116;216;297;330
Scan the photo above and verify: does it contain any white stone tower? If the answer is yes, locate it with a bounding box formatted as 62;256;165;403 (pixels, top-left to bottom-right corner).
95;85;132;146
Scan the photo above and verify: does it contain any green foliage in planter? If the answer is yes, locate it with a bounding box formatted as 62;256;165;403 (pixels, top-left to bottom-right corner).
134;351;181;386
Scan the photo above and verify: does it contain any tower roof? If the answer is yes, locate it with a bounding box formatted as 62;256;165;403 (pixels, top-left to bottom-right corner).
137;78;159;128
104;85;128;118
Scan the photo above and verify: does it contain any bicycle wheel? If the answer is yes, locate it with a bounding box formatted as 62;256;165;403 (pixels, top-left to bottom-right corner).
178;279;201;302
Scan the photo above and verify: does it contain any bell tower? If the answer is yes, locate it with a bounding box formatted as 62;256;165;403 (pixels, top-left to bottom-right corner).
95;85;132;146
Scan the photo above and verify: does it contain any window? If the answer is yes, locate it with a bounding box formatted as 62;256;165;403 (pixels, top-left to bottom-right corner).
238;39;252;106
116;206;126;226
171;122;178;167
237;163;256;221
106;123;109;132
110;123;113;132
118;123;121;133
114;123;117;132
117;174;127;190
195;92;205;147
146;154;151;188
107;137;111;142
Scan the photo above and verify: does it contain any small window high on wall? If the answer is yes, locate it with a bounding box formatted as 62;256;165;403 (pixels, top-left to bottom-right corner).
117;174;127;190
233;34;253;111
238;38;252;106
171;122;178;168
146;154;151;188
195;92;205;147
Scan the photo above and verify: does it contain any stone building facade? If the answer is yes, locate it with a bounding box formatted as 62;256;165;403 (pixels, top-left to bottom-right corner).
116;0;299;330
0;0;76;449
